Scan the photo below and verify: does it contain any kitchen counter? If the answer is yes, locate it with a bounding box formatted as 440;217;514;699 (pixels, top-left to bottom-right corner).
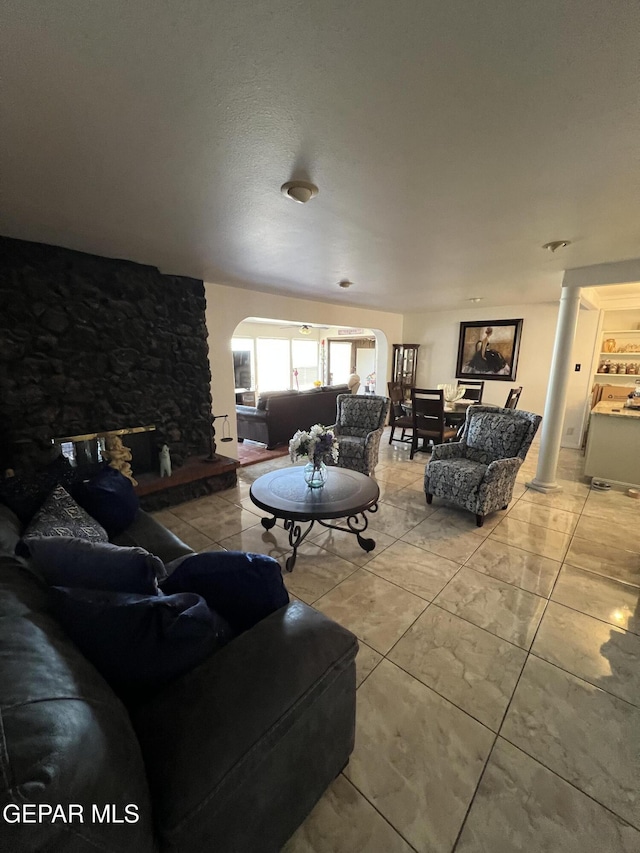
592;401;640;419
584;400;640;487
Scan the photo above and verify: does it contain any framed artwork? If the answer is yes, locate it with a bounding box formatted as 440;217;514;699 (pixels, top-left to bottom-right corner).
456;319;523;382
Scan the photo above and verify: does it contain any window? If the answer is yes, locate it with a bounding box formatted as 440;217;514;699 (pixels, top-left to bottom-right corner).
256;338;290;391
328;341;352;386
292;339;319;390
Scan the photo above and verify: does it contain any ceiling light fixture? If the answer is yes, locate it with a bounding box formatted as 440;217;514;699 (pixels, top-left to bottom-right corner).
467;297;483;303
542;240;571;252
280;180;319;204
338;279;353;289
299;324;312;335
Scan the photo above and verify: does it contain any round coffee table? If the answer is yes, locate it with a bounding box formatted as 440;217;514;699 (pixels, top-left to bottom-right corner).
250;466;380;572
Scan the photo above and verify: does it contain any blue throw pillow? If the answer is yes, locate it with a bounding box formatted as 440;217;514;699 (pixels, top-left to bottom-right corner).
21;536;163;594
16;485;108;557
49;587;234;692
161;551;289;633
73;465;139;536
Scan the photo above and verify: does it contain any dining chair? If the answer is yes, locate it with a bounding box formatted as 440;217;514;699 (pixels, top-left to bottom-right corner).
504;386;523;409
387;381;413;444
409;388;459;459
457;379;484;403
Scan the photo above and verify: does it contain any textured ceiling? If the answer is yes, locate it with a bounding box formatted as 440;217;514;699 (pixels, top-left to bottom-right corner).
1;1;639;312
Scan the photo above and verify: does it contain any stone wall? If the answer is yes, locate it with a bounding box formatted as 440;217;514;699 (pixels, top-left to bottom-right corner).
0;236;214;474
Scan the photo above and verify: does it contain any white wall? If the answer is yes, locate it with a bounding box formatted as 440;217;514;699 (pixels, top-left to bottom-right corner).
402;300;601;448
602;308;640;332
206;282;612;458
403;303;558;414
204;283;403;459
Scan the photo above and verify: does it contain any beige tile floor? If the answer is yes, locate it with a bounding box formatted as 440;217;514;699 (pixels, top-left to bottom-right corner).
153;431;640;853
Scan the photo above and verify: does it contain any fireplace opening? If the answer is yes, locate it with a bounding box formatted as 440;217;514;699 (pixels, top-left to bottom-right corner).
52;425;157;477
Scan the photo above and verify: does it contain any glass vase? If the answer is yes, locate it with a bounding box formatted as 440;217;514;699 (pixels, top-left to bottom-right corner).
303;460;328;489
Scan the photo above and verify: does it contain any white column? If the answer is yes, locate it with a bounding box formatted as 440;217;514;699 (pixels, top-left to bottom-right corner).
527;284;582;493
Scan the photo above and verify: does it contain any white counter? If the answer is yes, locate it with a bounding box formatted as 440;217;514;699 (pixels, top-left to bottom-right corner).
584;401;640;487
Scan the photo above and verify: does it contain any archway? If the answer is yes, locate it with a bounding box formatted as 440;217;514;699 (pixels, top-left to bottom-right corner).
229;317;388;466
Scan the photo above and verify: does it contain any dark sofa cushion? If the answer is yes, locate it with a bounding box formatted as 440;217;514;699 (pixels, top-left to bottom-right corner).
256;389;299;411
162;551;289;633
22;536;163;594
131;601;358;853
17;485;108;556
73;465;139;536
50;587;234;692
0;503;22;556
0;562;157;853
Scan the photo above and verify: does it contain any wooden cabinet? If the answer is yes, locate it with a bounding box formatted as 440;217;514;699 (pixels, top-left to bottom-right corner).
392;344;420;399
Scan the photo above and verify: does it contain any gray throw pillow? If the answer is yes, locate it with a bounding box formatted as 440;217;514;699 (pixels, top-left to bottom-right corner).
17;485;108;555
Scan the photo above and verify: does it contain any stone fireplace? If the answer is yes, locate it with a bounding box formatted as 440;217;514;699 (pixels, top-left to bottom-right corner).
0;236;237;507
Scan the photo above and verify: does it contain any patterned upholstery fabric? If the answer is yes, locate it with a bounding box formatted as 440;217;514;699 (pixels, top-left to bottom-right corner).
426;458;487;506
330;394;390;476
465;411;528;464
338;395;386;436
19;484;109;549
424;406;541;523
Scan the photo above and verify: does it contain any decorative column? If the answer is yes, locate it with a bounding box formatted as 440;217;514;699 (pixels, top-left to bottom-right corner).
527;284;582;493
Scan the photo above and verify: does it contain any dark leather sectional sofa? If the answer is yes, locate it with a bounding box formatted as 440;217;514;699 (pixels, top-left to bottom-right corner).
235;384;350;449
0;502;358;852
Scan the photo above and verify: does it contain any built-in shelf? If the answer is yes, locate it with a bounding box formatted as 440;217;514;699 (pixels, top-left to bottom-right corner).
596;327;640;387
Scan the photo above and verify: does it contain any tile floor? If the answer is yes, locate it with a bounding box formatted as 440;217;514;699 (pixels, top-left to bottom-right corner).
152;431;640;853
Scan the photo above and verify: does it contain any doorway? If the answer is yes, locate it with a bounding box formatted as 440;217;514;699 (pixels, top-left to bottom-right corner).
328;337;377;390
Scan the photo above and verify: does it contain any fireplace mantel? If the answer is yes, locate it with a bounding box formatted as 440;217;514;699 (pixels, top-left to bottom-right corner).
52;425;156;443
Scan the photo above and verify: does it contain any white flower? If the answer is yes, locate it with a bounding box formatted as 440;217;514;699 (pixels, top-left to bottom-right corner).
289;424;339;464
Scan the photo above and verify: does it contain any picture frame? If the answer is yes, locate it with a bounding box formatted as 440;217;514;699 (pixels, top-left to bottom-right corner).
455;319;523;382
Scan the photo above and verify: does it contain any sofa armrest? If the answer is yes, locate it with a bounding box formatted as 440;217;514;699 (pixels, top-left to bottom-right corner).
430;442;464;462
132;600;358;852
235;405;266;420
484;457;522;484
110;509;193;564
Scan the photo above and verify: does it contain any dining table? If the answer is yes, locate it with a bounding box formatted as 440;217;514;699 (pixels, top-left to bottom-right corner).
401;397;475;428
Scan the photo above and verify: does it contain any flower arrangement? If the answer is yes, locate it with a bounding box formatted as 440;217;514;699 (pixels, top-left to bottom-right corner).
438;383;466;404
289;423;339;468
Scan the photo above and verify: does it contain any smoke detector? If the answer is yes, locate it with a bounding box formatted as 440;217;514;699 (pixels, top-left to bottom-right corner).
542;240;571;252
280;181;319;204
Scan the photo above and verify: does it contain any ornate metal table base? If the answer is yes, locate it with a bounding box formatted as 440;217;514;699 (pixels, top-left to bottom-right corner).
261;504;378;572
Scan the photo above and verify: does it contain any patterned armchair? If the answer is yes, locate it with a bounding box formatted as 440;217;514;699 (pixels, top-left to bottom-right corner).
330;394;390;476
424;406;541;526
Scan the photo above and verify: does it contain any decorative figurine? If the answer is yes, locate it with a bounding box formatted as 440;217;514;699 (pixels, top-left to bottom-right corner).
102;435;138;485
159;444;172;477
348;373;361;394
